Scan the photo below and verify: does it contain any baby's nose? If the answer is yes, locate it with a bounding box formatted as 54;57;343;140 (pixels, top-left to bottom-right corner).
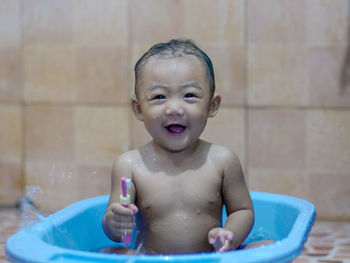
165;100;184;116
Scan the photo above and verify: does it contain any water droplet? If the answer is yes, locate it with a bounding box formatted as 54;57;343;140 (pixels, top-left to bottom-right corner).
196;209;200;215
89;171;97;176
183;216;187;220
25;185;43;200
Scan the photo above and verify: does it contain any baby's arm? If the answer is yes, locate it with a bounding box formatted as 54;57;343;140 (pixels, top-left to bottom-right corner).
102;155;138;242
209;150;254;252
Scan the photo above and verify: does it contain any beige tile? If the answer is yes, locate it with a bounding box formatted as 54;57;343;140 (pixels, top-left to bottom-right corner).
75;106;130;164
130;115;152;149
248;44;308;106
204;44;245;106
130;44;157;97
249;169;308;199
308;46;350;107
306;0;349;46
76;165;111;200
0;105;21;204
248;0;306;44
0;162;21;205
73;0;128;46
23;46;76;102
25;161;79;212
131;0;184;45
0;48;21;102
0;105;22;162
76;47;129;104
24;106;74;161
0;0;21;48
201;107;246;167
249;109;306;169
307;110;350;171
184;0;244;44
308;172;350;220
23;0;74;45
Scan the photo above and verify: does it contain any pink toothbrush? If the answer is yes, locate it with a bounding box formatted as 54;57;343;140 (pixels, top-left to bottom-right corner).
120;177;132;246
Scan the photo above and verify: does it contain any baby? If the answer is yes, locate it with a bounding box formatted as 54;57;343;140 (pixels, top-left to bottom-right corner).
102;39;263;254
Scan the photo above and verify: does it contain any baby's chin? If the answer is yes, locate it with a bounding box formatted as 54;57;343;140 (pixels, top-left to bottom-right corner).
156;140;201;154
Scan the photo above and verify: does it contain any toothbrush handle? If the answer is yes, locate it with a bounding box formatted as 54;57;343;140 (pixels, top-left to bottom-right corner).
122;204;132;246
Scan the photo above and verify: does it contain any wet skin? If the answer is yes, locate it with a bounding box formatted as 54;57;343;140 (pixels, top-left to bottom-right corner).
102;55;254;254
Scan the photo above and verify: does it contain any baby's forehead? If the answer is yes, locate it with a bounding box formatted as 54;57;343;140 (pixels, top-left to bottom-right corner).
135;53;213;97
142;55;208;80
145;54;204;68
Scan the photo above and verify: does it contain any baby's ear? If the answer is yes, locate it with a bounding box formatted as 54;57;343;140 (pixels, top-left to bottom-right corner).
208;93;221;117
131;97;144;121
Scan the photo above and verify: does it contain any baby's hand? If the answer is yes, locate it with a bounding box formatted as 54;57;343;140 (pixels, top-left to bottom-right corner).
208;227;234;252
105;203;138;240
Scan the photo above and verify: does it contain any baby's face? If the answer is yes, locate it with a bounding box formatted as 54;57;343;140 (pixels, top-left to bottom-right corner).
134;55;215;152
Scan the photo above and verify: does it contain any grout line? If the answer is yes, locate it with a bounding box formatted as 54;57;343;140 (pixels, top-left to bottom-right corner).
20;0;26;195
2;100;350;111
127;0;133;151
243;0;250;181
1;100;349;111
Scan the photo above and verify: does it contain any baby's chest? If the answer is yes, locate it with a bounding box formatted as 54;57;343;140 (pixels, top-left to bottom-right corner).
134;166;222;215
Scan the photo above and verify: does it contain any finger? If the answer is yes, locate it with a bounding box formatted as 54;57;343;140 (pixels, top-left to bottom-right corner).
220;231;234;252
209;236;217;245
129;204;139;214
110;203;133;216
219;232;227;246
109;220;136;230
208;229;219;244
218;239;231;253
109;227;134;237
108;211;135;223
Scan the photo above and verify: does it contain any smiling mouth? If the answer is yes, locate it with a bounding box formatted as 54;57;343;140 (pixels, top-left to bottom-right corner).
165;124;186;135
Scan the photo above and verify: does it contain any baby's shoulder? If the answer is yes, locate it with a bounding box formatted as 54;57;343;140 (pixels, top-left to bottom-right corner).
207;143;241;165
113;149;141;170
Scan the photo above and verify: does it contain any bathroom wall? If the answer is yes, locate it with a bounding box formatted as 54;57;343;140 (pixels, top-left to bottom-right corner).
0;0;349;220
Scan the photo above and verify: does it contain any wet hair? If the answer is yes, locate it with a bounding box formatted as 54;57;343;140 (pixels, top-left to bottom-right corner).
134;39;215;98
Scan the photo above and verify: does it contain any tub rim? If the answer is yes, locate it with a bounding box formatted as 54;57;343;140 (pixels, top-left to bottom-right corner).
6;191;316;263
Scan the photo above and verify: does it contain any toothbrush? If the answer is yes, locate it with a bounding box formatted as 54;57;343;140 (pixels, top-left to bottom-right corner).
120;177;132;246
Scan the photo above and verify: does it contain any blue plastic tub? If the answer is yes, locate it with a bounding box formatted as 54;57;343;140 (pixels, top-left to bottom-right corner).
6;192;316;263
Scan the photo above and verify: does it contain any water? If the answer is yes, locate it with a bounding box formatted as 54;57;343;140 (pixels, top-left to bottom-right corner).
245;226;274;244
18;185;82;250
19;185;45;229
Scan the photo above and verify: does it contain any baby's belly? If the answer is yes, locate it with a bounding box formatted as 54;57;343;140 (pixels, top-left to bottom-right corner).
139;212;221;254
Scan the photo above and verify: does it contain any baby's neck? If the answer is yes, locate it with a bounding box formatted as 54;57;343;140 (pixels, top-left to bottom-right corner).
151;139;201;165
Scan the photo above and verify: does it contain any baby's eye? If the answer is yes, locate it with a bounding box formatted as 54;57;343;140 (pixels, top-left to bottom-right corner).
184;93;198;98
151;94;166;100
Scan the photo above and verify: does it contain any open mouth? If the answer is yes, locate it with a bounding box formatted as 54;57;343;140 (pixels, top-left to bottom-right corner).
165;124;186;135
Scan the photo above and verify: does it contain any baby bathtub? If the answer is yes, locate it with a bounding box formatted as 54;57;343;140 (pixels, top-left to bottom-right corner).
6;192;316;263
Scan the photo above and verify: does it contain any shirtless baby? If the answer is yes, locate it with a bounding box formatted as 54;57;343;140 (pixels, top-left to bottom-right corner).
102;39;258;254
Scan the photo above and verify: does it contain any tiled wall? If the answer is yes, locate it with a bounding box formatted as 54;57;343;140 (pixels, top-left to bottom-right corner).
0;0;349;219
